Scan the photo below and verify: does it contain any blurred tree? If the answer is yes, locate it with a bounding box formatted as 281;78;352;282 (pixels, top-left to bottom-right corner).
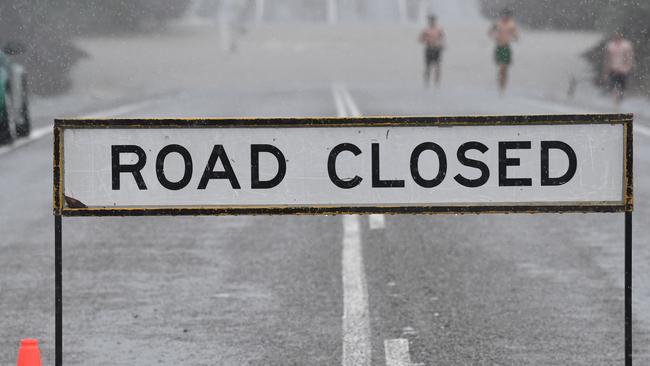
0;0;191;95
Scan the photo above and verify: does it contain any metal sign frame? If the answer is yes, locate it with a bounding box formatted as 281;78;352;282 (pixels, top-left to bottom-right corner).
52;114;634;366
53;114;633;216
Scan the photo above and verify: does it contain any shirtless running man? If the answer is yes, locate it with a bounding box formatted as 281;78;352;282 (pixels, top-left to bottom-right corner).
489;9;518;93
419;15;445;87
604;30;635;105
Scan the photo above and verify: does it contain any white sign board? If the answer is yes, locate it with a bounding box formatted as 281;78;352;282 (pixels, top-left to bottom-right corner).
53;115;633;216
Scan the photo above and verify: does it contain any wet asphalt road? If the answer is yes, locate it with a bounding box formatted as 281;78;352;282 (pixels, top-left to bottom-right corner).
2;19;650;365
1;83;650;365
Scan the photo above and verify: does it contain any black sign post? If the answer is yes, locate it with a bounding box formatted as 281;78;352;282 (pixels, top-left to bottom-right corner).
54;215;62;366
625;211;633;366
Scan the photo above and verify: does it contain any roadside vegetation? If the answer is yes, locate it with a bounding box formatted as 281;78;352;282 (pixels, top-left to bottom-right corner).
480;0;650;96
0;1;190;95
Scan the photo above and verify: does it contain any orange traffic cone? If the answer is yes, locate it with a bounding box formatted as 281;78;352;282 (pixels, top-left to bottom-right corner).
16;339;41;366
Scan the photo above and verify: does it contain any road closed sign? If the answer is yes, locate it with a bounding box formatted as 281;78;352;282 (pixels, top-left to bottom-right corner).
53;114;633;216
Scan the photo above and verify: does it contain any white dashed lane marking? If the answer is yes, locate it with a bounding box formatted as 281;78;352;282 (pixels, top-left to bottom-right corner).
384;339;423;366
369;214;386;230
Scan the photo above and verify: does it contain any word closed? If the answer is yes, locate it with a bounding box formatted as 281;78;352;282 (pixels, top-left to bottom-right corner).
110;140;576;192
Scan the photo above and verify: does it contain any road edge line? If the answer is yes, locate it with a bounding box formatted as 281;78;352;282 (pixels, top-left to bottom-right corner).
0;99;158;157
342;214;371;366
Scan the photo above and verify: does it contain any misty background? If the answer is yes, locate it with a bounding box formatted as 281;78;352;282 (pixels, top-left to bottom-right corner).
0;0;649;96
2;1;650;364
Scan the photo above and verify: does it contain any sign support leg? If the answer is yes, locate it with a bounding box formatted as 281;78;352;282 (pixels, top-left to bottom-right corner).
625;211;632;366
55;215;62;366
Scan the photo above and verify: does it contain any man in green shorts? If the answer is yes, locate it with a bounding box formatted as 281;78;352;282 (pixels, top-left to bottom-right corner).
419;15;445;87
489;9;518;93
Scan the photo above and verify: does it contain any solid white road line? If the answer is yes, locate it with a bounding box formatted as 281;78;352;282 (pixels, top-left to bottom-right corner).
333;84;372;366
332;85;348;118
339;85;362;117
342;214;372;366
338;85;362;118
327;0;338;25
0;99;158;157
335;83;387;230
384;339;422;366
